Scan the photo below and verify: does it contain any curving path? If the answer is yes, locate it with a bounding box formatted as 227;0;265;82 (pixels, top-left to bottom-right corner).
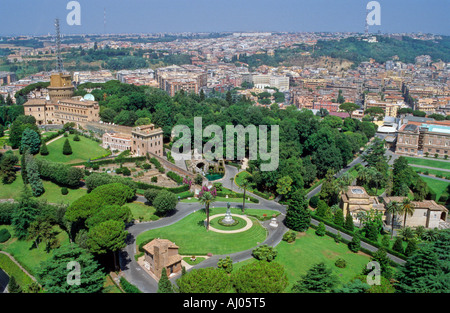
119;165;288;293
119;159;406;293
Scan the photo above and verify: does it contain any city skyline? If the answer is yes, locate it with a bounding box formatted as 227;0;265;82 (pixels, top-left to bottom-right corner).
0;0;449;36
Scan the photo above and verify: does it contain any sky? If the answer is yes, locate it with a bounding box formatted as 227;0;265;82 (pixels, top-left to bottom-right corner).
0;0;449;36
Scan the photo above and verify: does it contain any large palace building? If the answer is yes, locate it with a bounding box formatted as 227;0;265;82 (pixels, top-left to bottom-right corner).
23;72;100;126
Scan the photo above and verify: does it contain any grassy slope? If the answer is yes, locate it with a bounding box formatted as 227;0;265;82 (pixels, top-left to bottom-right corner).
36;134;109;164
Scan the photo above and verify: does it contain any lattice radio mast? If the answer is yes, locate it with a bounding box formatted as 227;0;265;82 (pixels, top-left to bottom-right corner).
55;18;64;73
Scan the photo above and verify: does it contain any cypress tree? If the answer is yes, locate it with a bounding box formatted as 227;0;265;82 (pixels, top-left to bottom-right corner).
349;230;361;253
315;222;326;237
405;239;418;257
344;210;354;232
21;150;28;185
392;236;405;255
333;208;344;227
63;138;73;155
157;269;174;293
26;155;44;197
285;190;311;232
40;142;49;156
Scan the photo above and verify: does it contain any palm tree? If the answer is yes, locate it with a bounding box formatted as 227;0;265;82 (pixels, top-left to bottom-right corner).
357;167;371;186
385;200;401;238
400;198;415;228
198;191;216;231
337;172;353;194
241;178;250;214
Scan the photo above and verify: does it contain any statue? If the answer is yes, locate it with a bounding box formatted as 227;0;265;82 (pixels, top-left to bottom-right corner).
222;202;235;225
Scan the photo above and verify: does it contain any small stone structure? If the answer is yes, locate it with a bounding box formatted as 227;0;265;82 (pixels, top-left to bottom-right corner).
142;239;182;279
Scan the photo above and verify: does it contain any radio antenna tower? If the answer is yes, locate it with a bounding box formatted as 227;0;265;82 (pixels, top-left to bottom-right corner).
104;8;106;34
364;6;369;35
55;18;64;73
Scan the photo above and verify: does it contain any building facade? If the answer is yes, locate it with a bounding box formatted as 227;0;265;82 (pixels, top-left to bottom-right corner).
23;73;100;126
396;121;450;157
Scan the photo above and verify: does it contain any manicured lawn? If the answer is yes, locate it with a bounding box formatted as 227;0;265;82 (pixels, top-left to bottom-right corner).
183;257;206;266
275;229;372;291
413;167;450;179
420;176;450;200
0;252;35;289
136;207;269;255
126;202;158;222
405;157;450;170
36;134;109;164
0;174;86;204
0;225;70;278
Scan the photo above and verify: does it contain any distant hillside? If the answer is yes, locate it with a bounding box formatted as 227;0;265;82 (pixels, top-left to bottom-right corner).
312;35;450;65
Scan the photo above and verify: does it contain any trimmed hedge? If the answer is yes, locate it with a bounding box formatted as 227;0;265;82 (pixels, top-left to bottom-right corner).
36;159;84;188
167;171;183;184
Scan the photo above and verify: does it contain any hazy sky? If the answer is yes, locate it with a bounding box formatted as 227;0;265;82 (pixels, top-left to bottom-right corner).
0;0;449;36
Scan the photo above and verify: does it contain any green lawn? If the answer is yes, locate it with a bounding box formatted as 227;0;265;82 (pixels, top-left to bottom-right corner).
0;174;86;204
0;252;35;289
413;167;450;179
275;229;372;291
136;207;269;255
126;202;158;222
0;225;70;278
420;176;450;200
405;157;450;170
231;228;373;292
36;134;109;164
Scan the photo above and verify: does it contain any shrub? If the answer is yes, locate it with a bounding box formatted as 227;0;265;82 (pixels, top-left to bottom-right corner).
121;167;131;176
282;230;297;243
142;163;151;170
335;258;347;268
85;172;137;193
40;142;49;156
61;187;68;195
73;135;80;141
63;132;68;137
151;176;158;183
153;190;177;216
167;171;183;184
217;256;233;273
309;195;320;208
144;189;160;205
315;222;326;236
36;159;83;188
0;228;11;243
62;139;72;155
252;244;277;262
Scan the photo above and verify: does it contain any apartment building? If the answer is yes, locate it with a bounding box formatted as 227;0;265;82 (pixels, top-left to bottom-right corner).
155;65;207;96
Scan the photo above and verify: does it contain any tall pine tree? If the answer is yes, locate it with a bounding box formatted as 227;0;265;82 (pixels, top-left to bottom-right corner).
157;269;174;293
26;155;44;197
285;189;310;232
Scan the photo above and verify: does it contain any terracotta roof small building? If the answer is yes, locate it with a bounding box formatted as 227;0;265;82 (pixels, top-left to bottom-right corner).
142;239;182;279
340;186;385;221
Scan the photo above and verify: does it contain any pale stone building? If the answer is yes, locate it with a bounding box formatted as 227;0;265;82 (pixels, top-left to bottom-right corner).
23;72;100;127
383;196;448;229
340;186;385;221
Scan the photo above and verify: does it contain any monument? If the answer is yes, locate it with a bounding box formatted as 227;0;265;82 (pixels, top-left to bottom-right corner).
222;202;235;225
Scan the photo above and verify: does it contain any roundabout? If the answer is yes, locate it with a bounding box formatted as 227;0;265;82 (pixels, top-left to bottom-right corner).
206;214;253;233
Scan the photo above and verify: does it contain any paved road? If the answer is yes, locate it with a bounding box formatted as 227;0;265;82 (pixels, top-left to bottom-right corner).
418;174;450;182
411;164;450;173
0;268;9;293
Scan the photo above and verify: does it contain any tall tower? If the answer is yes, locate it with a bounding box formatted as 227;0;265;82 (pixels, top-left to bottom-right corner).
104;8;106;34
54;18;64;73
364;6;369;35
